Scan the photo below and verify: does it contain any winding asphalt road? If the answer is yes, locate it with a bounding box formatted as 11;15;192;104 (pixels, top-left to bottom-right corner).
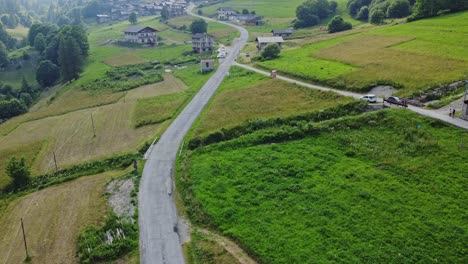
138;6;249;264
139;6;467;264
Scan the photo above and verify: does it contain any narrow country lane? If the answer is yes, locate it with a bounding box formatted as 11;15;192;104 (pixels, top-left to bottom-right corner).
234;63;468;130
138;5;249;264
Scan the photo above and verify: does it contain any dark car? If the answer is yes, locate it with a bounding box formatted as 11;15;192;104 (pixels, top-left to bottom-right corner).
384;96;408;107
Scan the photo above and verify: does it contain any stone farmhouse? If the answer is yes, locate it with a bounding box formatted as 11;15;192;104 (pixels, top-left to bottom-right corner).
256;36;284;52
192;33;215;53
123;26;159;45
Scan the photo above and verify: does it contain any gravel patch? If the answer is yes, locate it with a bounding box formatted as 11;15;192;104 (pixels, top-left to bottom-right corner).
368;85;398;97
107;179;135;222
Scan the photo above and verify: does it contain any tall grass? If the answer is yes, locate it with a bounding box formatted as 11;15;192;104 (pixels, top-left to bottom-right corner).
180;109;468;263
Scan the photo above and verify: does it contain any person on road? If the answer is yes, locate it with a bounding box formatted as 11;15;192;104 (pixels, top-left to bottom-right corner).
452;109;456;118
449;108;452;117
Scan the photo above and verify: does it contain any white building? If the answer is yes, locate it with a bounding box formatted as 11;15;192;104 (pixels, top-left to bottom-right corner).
123;26;159;45
217;7;237;20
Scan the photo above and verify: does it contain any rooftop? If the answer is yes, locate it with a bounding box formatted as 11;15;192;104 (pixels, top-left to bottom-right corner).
192;33;214;39
123;25;158;33
256;36;284;43
272;28;294;34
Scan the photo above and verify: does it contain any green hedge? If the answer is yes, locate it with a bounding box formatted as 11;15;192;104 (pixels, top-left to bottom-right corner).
188;101;368;149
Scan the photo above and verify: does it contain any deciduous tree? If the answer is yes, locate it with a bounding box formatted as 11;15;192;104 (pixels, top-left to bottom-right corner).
190;19;207;34
261;43;281;59
129;12;137;24
36;60;60;87
6;157;30;191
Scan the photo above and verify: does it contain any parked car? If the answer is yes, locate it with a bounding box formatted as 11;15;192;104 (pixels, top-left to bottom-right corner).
217;53;226;58
384;96;408;107
360;94;377;103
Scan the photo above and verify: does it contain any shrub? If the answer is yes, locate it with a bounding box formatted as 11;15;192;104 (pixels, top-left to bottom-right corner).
6;157;31;191
328;15;352;33
356;6;369;20
386;0;411;18
36;60;60;87
0;98;28;119
261;43;281;59
78;214;138;263
369;8;385;24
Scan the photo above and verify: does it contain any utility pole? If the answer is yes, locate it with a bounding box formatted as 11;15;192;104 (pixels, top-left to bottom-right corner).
91;113;96;137
20;218;29;260
53;152;58;175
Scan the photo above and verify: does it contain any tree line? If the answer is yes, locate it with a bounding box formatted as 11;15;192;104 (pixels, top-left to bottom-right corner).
348;0;468;24
29;23;89;86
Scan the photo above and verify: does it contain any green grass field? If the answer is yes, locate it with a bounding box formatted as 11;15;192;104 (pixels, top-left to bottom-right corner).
0;57;38;89
182;109;468;263
191;67;354;137
257;11;468;97
196;0;360;36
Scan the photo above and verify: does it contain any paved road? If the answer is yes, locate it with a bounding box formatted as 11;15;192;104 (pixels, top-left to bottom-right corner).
235;63;468;130
138;6;249;264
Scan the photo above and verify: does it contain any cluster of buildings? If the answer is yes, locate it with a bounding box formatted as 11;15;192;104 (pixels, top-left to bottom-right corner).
97;0;188;23
119;2;294;55
216;7;264;25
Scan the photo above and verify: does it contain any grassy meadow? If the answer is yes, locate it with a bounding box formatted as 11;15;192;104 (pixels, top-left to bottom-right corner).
191;66;354;137
196;0;360;38
257;11;468;97
0;170;123;263
181;109;468;263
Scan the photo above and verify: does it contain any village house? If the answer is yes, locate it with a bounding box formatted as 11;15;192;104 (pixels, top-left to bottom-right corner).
271;28;294;37
236;14;263;25
123;26;159;45
256;36;284;52
192;33;215;53
96;14;111;24
217;7;237;20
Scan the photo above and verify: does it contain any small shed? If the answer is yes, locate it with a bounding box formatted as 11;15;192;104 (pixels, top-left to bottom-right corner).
255;36;284;52
270;70;277;79
200;59;214;73
271;28;294;37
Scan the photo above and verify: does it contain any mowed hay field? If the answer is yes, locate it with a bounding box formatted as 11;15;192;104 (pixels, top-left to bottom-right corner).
192;67;354;136
0;170;123;264
183;109;468;263
258;11;468;96
0;74;188;189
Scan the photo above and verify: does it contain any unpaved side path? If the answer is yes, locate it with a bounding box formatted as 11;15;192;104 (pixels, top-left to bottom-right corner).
235;63;468;130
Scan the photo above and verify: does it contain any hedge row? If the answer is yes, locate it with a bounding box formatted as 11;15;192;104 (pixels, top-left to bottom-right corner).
188;100;368;150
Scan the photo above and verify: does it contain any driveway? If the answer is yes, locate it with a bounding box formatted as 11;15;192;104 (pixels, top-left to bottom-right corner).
234;63;468;130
